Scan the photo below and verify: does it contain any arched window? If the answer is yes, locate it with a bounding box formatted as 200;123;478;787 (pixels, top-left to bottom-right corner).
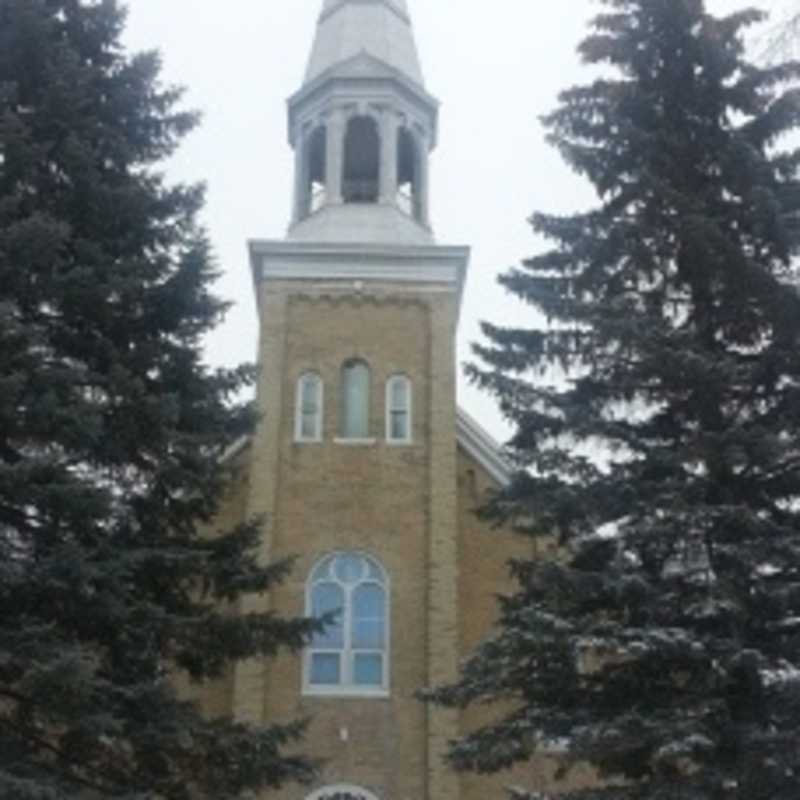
306;786;381;800
305;125;327;215
386;374;412;443
295;372;323;442
305;553;389;694
342;116;380;204
339;359;371;440
396;128;421;220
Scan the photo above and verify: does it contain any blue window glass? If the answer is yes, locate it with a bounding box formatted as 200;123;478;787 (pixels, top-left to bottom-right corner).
306;553;388;692
335;553;365;584
353;654;383;686
339;361;370;439
311;582;344;648
387;375;411;442
311;653;341;685
352;584;385;649
296;373;323;441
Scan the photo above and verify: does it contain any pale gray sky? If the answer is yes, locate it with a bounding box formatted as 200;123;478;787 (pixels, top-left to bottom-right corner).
123;0;779;441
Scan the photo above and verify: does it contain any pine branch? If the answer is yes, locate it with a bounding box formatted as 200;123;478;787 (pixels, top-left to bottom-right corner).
0;717;136;797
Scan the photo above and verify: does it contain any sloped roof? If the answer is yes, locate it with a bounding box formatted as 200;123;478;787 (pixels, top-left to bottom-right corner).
456;408;512;487
288;202;434;246
306;0;425;88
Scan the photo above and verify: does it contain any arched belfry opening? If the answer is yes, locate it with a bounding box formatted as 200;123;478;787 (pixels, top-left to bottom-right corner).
303;125;327;217
343;116;380;204
397;127;421;221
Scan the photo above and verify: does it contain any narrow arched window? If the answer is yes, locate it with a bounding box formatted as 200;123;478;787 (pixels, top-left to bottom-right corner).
305;125;327;214
305;553;389;694
386;374;412;443
339;360;370;440
295;372;323;442
342;116;380;204
397;128;421;220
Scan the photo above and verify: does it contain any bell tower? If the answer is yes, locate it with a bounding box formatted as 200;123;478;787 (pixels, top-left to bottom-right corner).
219;2;513;799
287;0;437;242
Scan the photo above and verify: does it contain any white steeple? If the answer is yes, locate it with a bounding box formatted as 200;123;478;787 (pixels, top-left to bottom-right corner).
306;0;424;88
286;0;439;245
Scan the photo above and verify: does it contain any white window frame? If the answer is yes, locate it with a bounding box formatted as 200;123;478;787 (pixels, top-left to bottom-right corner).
304;552;390;698
385;374;412;444
295;372;324;443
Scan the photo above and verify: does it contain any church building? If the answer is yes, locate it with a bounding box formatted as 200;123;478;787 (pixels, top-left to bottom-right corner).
199;2;572;798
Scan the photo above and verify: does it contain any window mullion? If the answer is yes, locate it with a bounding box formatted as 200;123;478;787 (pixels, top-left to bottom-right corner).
344;583;354;686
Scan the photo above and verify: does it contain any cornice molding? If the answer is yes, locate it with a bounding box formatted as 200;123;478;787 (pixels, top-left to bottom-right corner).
288;54;439;149
249;239;470;316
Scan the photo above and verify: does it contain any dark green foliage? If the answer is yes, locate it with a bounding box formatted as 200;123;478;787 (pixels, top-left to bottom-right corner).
0;1;316;797
428;1;800;798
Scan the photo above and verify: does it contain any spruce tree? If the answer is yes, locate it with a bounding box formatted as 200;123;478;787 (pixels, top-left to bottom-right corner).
0;1;316;797
428;1;800;798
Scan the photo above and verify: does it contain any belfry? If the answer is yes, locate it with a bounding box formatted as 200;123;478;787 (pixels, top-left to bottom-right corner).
287;0;436;240
202;2;531;799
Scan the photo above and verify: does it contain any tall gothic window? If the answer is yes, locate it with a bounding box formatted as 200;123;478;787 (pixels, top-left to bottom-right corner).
295;372;323;442
339;359;371;440
305;553;389;694
386;374;412;443
342;116;380;203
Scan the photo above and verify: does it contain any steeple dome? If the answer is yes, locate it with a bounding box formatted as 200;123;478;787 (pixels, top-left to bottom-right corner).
286;0;439;245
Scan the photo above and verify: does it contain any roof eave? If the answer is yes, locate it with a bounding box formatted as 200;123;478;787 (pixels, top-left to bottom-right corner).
456;408;513;488
287;59;440;147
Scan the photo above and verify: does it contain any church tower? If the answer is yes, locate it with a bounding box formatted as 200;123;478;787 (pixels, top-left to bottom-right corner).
212;3;523;799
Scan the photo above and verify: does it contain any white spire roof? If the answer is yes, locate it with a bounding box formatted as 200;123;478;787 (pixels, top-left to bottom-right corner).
305;0;425;88
321;0;408;12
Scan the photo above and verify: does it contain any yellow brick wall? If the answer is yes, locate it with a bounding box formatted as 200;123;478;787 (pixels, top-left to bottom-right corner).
249;284;453;800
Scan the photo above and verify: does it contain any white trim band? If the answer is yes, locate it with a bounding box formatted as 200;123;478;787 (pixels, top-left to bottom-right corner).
249;239;470;316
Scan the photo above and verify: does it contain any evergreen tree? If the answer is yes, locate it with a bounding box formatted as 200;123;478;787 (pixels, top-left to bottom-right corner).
428;2;800;798
0;1;316;797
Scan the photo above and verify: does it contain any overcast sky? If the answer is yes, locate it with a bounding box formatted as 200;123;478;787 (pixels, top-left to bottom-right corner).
122;0;785;442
